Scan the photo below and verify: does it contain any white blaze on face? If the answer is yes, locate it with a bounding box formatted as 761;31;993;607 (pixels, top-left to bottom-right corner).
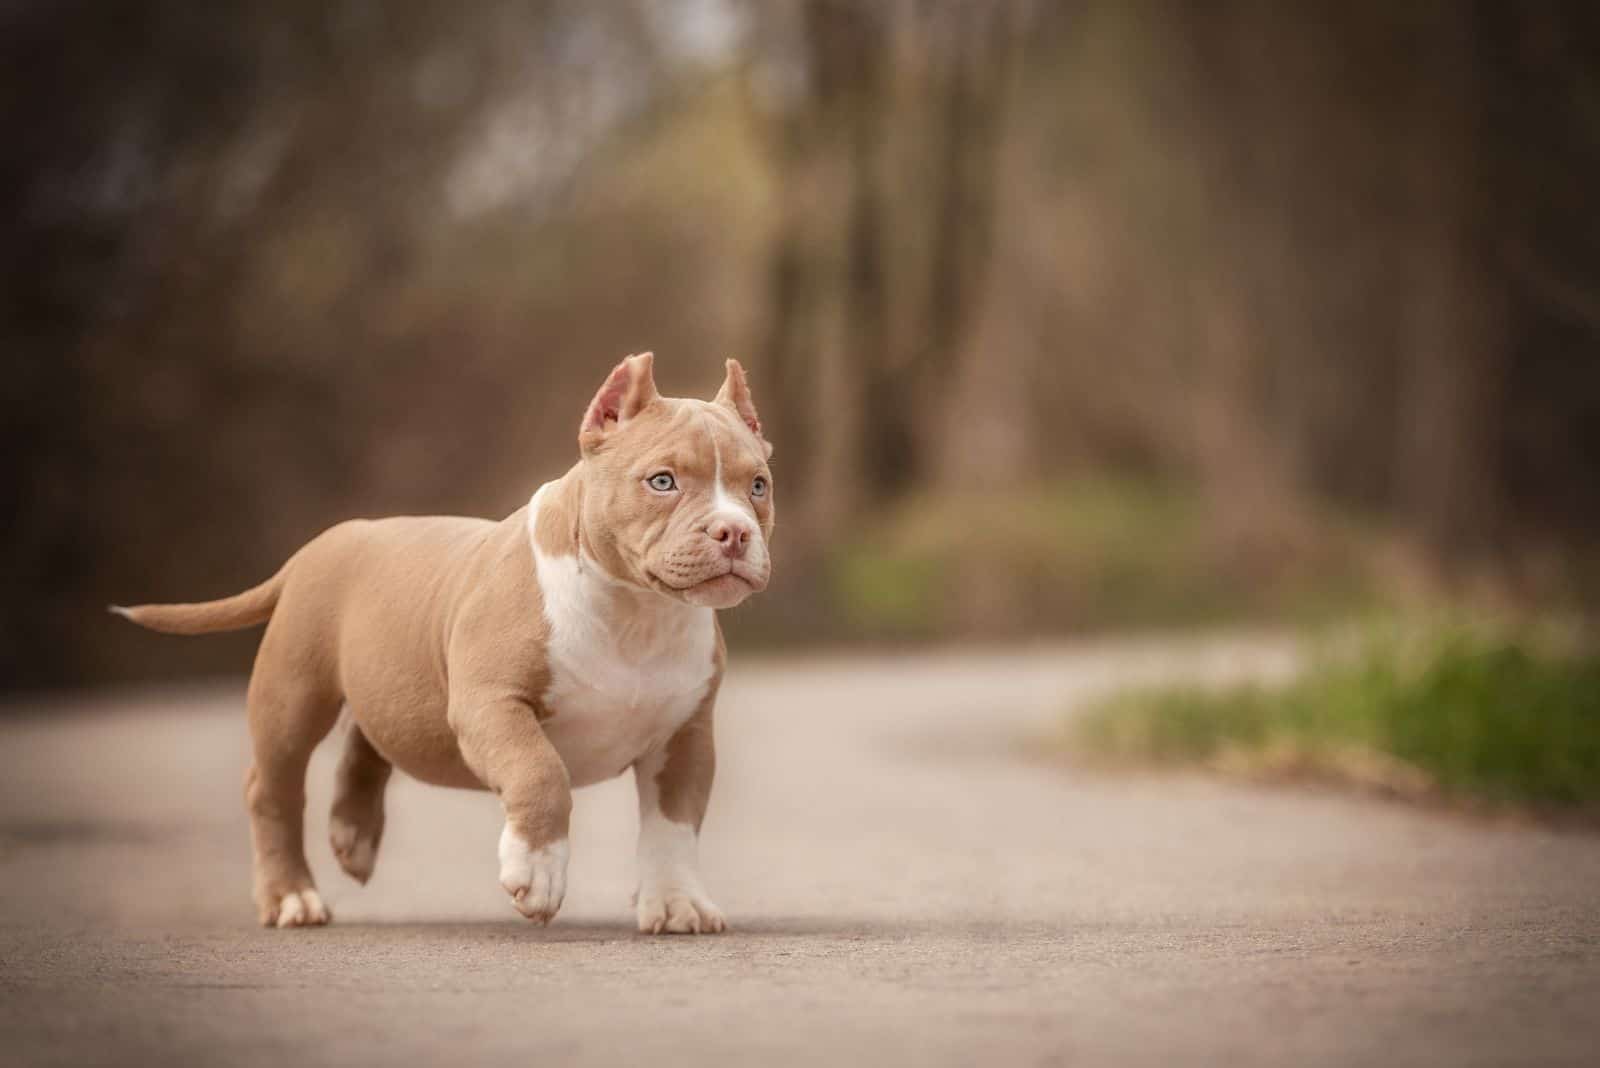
706;413;750;523
700;406;767;574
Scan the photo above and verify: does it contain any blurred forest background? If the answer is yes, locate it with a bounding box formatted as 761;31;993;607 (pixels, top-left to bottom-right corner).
5;0;1600;693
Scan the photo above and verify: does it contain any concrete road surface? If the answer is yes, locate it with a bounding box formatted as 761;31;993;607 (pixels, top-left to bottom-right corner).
3;635;1598;1067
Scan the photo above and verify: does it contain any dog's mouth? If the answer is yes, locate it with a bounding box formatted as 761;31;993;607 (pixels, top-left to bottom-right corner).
689;571;754;594
681;571;759;609
647;563;765;605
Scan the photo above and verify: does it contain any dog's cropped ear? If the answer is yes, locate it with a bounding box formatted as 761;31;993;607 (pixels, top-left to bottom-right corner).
580;352;660;451
714;359;772;458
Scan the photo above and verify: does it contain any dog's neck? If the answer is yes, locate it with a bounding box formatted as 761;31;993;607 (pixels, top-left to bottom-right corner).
529;466;588;561
526;467;712;660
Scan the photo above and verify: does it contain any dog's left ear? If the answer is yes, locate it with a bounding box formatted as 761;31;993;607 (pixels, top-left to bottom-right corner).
714;359;772;457
581;352;659;451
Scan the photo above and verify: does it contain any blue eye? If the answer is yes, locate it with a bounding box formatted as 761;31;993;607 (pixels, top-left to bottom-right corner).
647;472;677;492
751;476;768;497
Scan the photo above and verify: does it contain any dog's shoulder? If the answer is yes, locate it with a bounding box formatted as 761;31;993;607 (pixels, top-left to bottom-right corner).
442;507;552;683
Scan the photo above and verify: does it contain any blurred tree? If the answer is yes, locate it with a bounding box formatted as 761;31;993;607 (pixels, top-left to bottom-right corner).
754;0;1020;527
5;0;1600;691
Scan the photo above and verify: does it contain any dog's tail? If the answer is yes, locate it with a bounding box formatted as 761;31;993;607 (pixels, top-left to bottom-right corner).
110;568;286;636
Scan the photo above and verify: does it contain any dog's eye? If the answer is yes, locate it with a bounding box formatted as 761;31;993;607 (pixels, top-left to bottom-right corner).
646;472;677;493
751;476;768;498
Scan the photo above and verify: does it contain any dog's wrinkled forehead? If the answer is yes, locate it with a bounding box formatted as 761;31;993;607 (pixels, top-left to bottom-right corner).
604;399;763;476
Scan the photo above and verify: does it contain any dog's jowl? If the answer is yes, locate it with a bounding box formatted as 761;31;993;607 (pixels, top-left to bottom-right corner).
114;354;774;933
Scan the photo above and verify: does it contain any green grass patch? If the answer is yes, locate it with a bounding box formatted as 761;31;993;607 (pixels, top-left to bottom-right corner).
1069;628;1600;810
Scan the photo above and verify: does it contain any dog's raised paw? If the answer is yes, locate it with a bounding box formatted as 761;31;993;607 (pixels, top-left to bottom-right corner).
267;889;331;929
498;829;569;925
636;887;726;935
330;818;379;884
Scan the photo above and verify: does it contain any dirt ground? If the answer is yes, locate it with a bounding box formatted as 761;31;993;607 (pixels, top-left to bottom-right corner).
3;635;1597;1067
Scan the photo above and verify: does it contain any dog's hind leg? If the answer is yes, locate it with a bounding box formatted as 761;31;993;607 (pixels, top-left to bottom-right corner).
329;723;391;885
243;649;342;928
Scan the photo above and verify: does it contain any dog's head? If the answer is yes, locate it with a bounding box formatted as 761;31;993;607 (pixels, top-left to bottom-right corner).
573;353;774;609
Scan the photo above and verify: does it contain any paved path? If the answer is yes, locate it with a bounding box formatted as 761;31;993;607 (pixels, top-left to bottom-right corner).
3;635;1597;1067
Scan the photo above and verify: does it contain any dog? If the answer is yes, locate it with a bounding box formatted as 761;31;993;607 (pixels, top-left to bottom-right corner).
114;353;773;933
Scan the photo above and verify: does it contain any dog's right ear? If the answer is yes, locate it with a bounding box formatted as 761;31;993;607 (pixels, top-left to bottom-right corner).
580;352;659;452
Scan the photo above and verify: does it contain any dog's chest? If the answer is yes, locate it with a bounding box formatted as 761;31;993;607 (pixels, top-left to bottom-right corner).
529;497;717;789
539;642;711;788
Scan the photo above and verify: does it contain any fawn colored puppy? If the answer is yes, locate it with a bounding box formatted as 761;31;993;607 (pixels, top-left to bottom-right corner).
115;354;773;933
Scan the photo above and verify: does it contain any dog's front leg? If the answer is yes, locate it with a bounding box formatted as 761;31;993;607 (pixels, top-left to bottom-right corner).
452;694;573;924
633;697;726;934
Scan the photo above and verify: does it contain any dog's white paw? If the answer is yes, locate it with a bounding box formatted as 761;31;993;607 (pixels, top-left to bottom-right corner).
270;888;330;929
330;818;379;884
635;883;726;935
633;815;724;934
498;828;569;925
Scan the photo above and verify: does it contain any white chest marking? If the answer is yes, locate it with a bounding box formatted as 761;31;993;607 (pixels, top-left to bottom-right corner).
526;484;716;788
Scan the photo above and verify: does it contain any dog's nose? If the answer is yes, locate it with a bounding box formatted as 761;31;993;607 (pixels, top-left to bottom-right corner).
707;518;753;559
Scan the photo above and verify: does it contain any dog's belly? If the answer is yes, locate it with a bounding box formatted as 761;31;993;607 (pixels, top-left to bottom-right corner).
541;682;705;788
349;687;481;790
